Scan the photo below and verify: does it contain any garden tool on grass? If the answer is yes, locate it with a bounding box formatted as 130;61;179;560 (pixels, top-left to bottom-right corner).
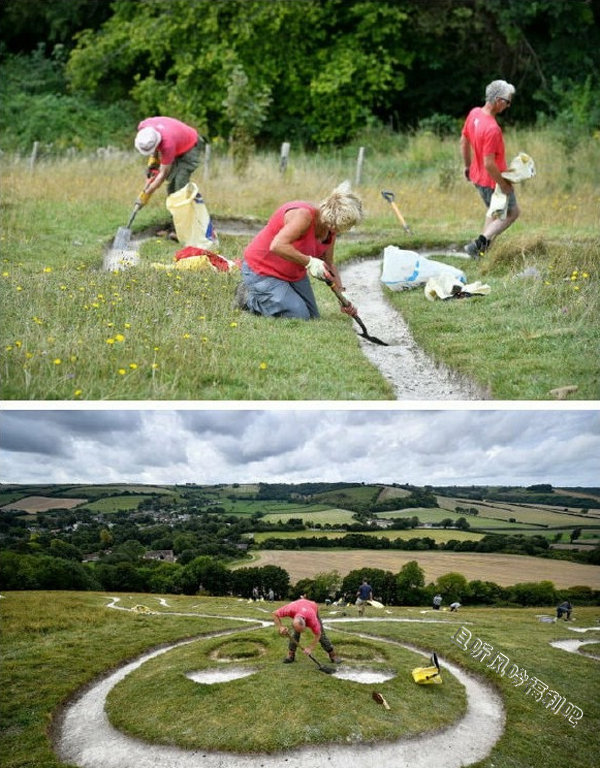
381;190;412;234
111;156;160;250
372;691;391;709
325;279;388;346
111;190;152;250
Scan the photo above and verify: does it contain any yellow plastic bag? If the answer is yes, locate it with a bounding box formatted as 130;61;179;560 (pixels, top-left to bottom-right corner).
412;652;443;684
166;183;219;250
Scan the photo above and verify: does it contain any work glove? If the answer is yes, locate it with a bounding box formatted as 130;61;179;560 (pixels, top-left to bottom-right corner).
306;257;332;281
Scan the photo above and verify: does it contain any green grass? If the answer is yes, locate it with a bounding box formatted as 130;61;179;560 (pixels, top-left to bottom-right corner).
1;593;598;768
1;126;598;400
383;508;535;529
106;629;465;752
76;494;164;513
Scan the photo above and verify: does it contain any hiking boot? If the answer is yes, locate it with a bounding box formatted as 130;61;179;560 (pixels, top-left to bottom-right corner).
283;655;295;664
463;235;489;260
232;281;249;311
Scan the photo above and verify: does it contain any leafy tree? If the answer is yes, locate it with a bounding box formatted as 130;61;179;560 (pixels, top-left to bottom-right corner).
509;580;557;606
304;570;342;603
435;572;469;601
178;555;231;596
223;64;271;175
396;560;425;605
49;539;83;561
467;579;505;605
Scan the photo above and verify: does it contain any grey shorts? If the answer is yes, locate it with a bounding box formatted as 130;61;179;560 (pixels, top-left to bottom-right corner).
475;183;517;211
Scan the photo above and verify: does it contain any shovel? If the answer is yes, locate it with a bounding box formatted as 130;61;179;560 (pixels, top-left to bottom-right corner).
381;190;412;234
326;280;388;346
111;201;143;250
307;652;336;675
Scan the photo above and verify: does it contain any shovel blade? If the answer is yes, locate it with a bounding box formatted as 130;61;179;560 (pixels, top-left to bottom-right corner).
112;226;131;250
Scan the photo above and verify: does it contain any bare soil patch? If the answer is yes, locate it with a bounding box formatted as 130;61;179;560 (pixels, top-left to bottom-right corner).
250;549;600;589
1;495;86;512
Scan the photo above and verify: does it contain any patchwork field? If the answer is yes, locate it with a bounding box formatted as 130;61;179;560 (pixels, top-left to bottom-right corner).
0;495;87;513
435;497;599;526
248;549;600;589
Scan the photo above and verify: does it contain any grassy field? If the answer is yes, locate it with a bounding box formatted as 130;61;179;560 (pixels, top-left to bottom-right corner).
1;592;598;768
1;127;598;400
248;549;600;589
261;507;358;526
434;498;599;527
382;508;535;529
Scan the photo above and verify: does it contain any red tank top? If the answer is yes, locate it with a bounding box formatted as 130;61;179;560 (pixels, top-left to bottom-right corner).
243;202;335;281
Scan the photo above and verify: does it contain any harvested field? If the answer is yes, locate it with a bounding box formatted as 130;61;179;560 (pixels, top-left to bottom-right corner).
0;495;86;513
248;549;600;589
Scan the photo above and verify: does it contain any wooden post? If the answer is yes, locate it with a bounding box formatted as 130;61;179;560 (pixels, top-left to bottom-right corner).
203;143;211;181
355;146;365;186
280;141;290;173
29;141;39;172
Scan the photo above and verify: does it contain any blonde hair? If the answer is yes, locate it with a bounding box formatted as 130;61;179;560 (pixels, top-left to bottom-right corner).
319;180;363;233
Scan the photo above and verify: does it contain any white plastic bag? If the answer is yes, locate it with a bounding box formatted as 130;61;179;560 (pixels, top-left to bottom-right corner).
166;183;219;249
380;246;466;291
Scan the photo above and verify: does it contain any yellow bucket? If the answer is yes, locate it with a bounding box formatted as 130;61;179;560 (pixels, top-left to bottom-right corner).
412;652;442;684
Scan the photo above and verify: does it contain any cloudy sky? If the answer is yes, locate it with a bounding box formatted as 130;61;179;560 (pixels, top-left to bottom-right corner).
1;408;598;487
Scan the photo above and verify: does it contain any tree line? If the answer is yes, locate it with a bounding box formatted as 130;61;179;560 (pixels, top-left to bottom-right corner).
1;550;597;610
0;0;598;152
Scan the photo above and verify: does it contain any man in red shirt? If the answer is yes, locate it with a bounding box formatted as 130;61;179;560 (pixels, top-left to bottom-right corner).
135;116;203;199
272;597;341;664
460;80;519;259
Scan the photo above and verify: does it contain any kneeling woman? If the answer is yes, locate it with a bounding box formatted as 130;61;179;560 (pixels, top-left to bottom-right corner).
240;181;363;319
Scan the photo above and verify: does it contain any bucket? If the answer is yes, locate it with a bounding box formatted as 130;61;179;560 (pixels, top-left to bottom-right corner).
412;652;442;685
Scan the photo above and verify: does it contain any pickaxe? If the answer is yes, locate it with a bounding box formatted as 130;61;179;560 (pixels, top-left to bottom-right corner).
381;190;412;234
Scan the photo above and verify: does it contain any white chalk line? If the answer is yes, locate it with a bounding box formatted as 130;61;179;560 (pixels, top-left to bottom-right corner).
54;598;505;768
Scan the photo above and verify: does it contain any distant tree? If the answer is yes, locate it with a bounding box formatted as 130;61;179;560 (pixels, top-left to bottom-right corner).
396;560;425;605
435;572;469;601
509;580;557;606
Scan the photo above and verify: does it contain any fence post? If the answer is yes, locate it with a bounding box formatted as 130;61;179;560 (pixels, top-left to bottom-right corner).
29;141;39;172
355;146;365;186
203;143;211;181
280;141;290;173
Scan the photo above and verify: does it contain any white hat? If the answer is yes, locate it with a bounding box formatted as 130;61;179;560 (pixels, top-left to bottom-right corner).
134;127;161;155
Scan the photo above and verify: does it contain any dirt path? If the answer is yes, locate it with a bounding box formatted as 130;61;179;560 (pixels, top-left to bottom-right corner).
54;603;505;768
339;258;487;400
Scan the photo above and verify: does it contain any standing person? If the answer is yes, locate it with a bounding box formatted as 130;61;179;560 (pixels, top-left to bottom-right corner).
272;597;341;664
237;181;363;320
460;80;519;259
134;116;203;215
432;593;443;610
355;578;373;617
